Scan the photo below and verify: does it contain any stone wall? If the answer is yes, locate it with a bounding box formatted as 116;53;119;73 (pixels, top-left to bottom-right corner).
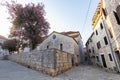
37;32;80;65
8;49;72;76
102;0;120;72
0;49;9;60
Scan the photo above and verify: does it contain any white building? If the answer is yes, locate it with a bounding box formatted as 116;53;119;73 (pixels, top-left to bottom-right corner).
37;31;84;66
0;35;9;59
86;1;120;72
102;0;120;72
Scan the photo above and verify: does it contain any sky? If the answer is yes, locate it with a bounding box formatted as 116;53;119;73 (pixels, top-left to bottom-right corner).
0;0;99;45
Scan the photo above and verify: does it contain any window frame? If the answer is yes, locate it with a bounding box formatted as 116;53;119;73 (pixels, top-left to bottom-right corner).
47;45;49;49
108;54;113;61
113;11;120;25
96;56;99;62
96;30;98;35
102;8;107;18
97;41;101;49
104;36;108;45
60;43;63;51
100;23;103;30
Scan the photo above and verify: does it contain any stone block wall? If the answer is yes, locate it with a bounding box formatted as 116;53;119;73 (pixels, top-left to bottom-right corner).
8;49;72;76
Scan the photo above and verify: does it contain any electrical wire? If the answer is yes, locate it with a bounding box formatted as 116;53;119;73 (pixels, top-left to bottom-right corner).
81;0;92;34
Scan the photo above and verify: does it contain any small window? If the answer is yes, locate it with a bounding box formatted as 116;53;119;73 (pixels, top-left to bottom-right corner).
109;28;113;38
97;41;101;49
60;44;63;50
47;45;49;49
104;36;108;45
116;5;120;21
100;23;103;29
89;49;91;53
113;11;120;25
92;47;94;53
88;41;89;45
53;35;56;39
96;30;98;35
109;54;113;61
96;56;99;62
89;38;92;42
102;8;107;18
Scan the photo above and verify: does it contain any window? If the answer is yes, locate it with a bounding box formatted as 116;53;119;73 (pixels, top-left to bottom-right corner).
92;47;94;53
60;44;63;50
104;36;108;45
97;41;101;49
109;28;113;38
96;56;99;62
96;30;98;35
89;49;91;53
53;35;56;39
47;45;49;49
87;41;89;45
116;5;120;21
100;23;103;29
89;38;92;42
109;54;113;61
113;11;120;24
102;8;107;18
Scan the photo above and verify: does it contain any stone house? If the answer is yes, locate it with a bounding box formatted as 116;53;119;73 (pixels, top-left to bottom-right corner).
86;0;120;72
37;31;84;66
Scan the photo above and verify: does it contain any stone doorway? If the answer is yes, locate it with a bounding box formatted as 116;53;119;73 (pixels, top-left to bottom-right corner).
101;54;107;68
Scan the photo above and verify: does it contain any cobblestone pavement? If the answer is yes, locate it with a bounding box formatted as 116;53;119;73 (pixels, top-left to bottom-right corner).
0;60;119;80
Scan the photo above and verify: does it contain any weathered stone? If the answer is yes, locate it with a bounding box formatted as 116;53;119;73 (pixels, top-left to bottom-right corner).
8;49;72;76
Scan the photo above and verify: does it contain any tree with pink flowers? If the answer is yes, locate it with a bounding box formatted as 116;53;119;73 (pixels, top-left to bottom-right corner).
2;1;50;49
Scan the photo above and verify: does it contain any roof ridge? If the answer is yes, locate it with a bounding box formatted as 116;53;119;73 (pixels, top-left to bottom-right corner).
0;35;8;40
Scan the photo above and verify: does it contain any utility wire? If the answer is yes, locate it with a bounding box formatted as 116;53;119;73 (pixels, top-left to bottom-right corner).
81;0;92;34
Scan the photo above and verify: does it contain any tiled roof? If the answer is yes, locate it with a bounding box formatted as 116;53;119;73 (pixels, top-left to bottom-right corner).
61;31;79;35
0;35;8;40
41;31;82;45
60;31;81;38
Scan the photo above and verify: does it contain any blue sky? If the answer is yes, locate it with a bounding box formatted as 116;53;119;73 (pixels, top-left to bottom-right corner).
0;0;99;45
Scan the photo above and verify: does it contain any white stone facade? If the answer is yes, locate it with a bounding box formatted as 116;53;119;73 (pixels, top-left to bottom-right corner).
86;0;120;72
102;0;120;72
37;31;83;65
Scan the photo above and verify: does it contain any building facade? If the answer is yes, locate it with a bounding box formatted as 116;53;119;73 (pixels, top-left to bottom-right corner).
86;0;120;72
86;32;96;65
37;31;84;66
102;0;120;72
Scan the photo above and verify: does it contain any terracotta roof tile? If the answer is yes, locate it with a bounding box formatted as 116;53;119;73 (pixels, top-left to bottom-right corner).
0;35;8;40
60;31;81;38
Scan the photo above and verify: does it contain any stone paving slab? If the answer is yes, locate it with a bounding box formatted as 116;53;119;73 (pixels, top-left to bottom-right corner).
0;60;119;80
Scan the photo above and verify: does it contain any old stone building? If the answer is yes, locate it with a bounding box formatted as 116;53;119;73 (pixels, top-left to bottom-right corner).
8;31;84;76
86;0;120;72
102;0;120;72
85;32;96;64
37;31;84;65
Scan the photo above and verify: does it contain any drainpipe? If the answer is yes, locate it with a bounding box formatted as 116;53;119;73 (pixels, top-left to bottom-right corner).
102;18;120;72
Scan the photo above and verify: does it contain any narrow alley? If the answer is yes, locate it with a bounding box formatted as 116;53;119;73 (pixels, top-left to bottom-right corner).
0;60;119;80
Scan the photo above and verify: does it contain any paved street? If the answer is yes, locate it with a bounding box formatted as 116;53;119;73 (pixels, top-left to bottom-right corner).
0;60;119;80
